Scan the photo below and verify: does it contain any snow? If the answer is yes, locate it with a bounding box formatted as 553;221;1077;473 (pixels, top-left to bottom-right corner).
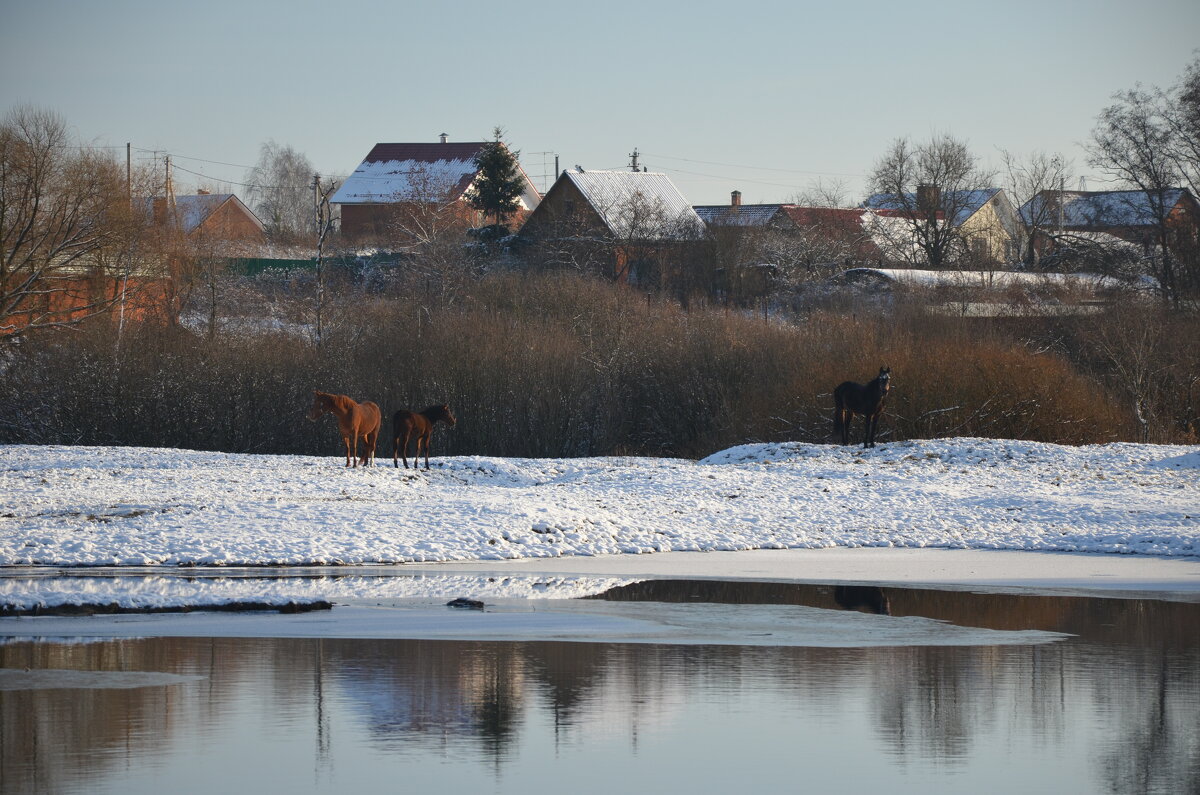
842;267;1129;291
2;438;1196;570
2;437;1196;640
329;158;477;204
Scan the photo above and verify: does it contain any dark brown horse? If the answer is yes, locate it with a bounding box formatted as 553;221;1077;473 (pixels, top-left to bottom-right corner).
306;391;382;467
392;404;457;470
833;366;891;448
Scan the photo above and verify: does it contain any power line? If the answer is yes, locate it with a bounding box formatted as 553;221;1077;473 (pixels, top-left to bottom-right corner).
642;151;867;179
169;162;311;191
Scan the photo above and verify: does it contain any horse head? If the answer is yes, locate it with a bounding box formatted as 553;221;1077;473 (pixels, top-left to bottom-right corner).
306;391;331;422
877;367;891;395
440;404;457;428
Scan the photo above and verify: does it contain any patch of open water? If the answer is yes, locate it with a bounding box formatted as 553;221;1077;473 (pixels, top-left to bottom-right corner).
1;577;1197;794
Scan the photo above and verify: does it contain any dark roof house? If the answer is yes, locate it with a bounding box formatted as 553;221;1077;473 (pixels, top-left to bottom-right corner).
330;136;541;239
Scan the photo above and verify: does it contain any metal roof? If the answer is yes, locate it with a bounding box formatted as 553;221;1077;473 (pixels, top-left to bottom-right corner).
565;170;704;239
694;204;785;227
1019;189;1189;228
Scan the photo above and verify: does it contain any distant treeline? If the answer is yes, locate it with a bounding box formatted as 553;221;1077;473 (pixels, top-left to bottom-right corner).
1;272;1195;457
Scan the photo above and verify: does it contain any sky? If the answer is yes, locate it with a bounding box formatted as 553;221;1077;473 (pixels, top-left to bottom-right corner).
2;0;1198;206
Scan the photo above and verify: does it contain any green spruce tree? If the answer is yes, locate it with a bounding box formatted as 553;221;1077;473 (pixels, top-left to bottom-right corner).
469;127;526;232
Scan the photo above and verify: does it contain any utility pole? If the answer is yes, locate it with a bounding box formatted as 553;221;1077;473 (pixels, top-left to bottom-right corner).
165;155;175;210
628;148;641;172
126;143;132;208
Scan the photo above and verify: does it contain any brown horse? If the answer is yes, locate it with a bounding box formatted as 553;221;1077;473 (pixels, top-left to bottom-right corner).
306;391;382;467
392;404;457;470
833;366;891;448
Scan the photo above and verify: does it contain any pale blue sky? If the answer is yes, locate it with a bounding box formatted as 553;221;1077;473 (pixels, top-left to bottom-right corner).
2;0;1197;205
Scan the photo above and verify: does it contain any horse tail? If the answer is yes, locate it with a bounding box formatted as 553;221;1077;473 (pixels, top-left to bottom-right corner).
391;411;404;464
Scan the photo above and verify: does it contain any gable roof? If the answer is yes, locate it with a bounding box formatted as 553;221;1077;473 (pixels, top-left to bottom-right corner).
1019;189;1191;228
140;193;264;235
694;204;788;227
563;170;704;239
330;142;486;205
863;189;1001;226
176;194;263;234
329;141;542;211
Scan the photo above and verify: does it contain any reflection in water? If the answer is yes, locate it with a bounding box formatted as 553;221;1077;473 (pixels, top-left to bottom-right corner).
1;585;1198;794
833;585;891;615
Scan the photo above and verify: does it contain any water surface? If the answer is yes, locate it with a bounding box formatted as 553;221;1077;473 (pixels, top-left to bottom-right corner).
1;581;1197;794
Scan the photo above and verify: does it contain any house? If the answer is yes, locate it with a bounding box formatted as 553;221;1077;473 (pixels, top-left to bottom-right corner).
331;136;541;241
148;192;267;248
1018;188;1200;262
4;192;264;336
863;187;1022;266
782;206;889;266
520;168;704;285
694;192;794;229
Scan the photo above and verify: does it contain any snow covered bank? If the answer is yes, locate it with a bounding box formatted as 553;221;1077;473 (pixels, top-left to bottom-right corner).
1;439;1196;568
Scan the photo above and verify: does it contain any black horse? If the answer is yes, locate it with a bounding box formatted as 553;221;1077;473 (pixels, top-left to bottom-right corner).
833;366;891;448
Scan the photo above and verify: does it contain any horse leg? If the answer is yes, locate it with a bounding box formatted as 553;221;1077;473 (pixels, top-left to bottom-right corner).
361;430;371;466
402;431;412;469
343;433;353;467
423;433;431;471
864;413;876;448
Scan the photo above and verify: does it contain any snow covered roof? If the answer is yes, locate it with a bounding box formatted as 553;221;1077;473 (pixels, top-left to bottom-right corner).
1019;189;1191;228
330;141;541;210
330;143;486;205
864;189;1001;226
694;204;786;227
565;170;704;239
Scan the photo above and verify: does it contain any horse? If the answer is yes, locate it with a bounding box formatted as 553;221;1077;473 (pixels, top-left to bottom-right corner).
833;366;891;448
392;404;457;470
306;391;382;467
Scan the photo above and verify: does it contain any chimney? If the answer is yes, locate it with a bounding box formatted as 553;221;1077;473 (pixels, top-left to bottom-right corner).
439;132;449;144
731;190;742;207
916;184;940;213
197;188;210;195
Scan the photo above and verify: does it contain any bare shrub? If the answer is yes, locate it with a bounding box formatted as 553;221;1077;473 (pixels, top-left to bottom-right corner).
0;270;1172;458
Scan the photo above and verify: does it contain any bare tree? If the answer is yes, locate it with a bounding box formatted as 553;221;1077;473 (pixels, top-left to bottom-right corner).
867;134;994;269
1161;55;1200;199
243;140;315;243
1088;87;1188;303
1;107;159;337
999;149;1073;269
380;164;481;297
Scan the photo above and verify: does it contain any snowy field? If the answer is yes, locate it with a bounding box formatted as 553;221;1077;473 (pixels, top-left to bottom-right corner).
2;438;1196;568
